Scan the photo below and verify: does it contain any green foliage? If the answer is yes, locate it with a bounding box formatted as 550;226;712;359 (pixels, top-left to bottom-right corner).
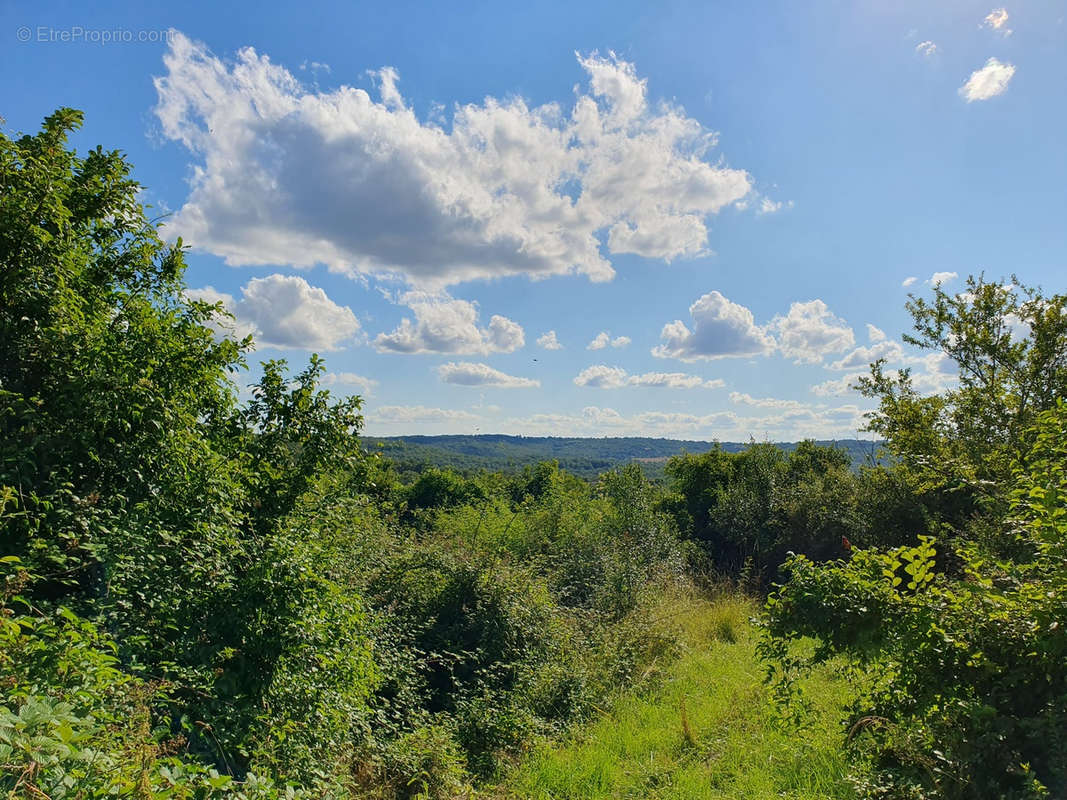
1;110;376;793
345;462;688;784
0;574;298;798
402;467;488;525
22;107;1067;800
664;440;862;581
234;356;364;535
501;593;858;800
758;275;1067;799
763;404;1067;798
367;434;877;481
857;275;1067;525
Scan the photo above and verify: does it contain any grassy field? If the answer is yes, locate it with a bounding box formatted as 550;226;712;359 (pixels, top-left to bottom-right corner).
491;593;858;800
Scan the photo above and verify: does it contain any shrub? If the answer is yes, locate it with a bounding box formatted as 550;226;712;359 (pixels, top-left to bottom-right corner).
762;403;1067;799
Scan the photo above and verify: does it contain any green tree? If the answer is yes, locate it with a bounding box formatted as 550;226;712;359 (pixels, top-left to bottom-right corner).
1;110;378;790
1;109;248;598
858;275;1067;516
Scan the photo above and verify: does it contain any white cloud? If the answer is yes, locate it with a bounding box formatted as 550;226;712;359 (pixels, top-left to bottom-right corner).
757;197;792;214
770;299;855;364
320;371;378;396
982;8;1012;35
574;365;723;389
629;372;724;389
368;400;874;439
902;276;918;287
828;339;906;371
907;352;958;395
928;271;958;286
959;58;1016;102
810;373;865;397
374;292;524;354
188;274;361;351
573;364;629;388
186;285;256;340
587;332;611;350
822;340;958;396
504;403;870;440
652;291;776;361
536;330;563;350
814;354;957;398
369;405;480;425
437;362;540;388
155;34;753;287
299;60;331;74
915;41;938;57
729;392;807;411
586;331;631;350
866;323;887;343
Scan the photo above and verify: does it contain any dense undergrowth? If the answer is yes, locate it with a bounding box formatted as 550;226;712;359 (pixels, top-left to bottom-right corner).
3;110;1065;799
495;593;858;800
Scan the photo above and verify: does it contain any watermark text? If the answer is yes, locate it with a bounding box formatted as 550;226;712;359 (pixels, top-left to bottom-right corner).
16;26;175;44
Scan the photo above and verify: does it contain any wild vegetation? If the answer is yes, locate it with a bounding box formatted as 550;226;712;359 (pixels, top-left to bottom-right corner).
762;275;1067;799
2;110;1064;799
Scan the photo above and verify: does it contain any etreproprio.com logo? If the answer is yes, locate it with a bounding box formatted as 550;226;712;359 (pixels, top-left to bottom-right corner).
16;26;175;44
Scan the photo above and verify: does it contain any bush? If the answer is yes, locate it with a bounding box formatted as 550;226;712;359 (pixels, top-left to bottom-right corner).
665;441;862;582
761;403;1067;799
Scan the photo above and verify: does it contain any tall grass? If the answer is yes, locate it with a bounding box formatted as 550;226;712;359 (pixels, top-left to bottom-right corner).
490;591;857;799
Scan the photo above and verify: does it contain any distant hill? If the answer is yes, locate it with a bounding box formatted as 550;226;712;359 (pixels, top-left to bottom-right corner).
363;434;883;480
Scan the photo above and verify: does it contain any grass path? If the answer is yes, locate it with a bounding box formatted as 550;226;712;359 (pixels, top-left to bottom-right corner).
492;594;857;800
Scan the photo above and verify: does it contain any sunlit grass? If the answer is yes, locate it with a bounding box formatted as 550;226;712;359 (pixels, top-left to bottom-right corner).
490;592;856;800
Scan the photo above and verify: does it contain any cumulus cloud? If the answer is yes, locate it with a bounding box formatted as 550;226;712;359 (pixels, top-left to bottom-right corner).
729;392;807;411
587;331;631;350
982;8;1012;35
154;34;754;287
828;339;906;371
368;400;873;439
587;332;610;351
374;293;524;354
821;336;958;397
902;276;918;287
770;300;855;364
814;352;956;397
573;365;629;388
320;371;378;396
369;405;480;425
629;372;724;389
536;330;563;350
810;373;865;397
185;285;256;340
652;291;776;362
907;352;958;395
437;362;540;388
504;403;870;440
866;324;887;343
574;365;722;389
915;41;938;57
188;274;360;350
929;271;958;286
959;58;1015;102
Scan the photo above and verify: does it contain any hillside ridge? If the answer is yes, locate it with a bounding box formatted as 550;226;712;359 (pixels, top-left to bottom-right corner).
364;434;882;478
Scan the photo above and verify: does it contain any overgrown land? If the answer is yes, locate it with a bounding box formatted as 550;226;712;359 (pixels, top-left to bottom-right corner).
3;111;1065;800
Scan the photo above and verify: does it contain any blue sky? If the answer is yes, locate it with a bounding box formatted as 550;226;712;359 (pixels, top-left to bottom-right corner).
4;0;1065;439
